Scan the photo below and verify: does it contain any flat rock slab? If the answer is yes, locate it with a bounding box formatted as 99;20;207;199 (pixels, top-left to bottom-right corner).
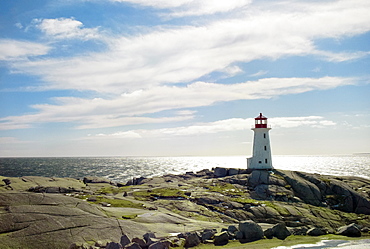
0;192;147;249
0;192;231;249
0;176;86;193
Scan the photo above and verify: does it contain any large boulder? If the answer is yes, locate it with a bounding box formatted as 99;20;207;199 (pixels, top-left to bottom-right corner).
132;238;146;248
328;180;370;214
184;232;201;248
228;168;239;176
337;223;361;237
274;223;291;240
276;171;370;215
277;171;322;206
214;167;228;177
120;234;131;247
83;176;111;184
201;229;216;242
213;231;229;246
307;227;327;236
248;170;269;188
126;177;147;186
264;223;291;240
264;227;274;239
228;225;238;234
238;220;264;242
235;230;243;240
143;232;156;244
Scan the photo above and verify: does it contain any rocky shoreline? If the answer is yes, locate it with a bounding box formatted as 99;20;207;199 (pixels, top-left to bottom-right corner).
1;167;370;248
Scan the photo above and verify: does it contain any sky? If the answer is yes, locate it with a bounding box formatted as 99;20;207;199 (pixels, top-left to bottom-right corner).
0;0;369;157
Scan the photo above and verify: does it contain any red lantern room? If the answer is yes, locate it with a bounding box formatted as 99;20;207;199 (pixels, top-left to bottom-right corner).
254;113;268;128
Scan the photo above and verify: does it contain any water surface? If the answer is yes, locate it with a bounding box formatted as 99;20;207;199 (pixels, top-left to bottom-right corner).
1;154;369;183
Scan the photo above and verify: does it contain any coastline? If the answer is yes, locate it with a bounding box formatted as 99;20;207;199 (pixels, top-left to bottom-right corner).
1;155;369;183
195;236;370;249
1;167;370;248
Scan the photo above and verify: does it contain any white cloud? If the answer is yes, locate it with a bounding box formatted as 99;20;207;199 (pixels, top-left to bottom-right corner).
272;116;336;128
91;115;337;138
12;0;370;92
313;50;370;62
317;120;336;127
220;65;244;77
249;70;268;77
112;0;251;17
34;17;100;40
0;112;194;131
76;115;194;129
15;23;23;29
0;39;50;61
176;110;197;116
96;131;142;138
157;118;248;136
0;77;354;130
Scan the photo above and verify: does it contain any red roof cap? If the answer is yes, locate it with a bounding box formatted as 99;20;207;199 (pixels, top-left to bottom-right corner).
255;113;267;119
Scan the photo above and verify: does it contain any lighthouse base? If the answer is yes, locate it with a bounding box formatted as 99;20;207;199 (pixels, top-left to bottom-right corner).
247;157;273;170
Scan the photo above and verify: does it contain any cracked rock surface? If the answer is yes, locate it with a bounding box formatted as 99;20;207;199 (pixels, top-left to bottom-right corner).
0;192;147;249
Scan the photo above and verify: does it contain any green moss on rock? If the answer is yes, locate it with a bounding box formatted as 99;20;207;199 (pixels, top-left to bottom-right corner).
87;196;144;208
132;187;188;200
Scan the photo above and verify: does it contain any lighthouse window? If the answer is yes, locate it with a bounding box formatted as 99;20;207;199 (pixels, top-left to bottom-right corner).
264;133;266;138
258;161;262;164
265;159;268;164
264;146;267;151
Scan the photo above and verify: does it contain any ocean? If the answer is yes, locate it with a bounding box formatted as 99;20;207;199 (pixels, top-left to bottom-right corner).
1;154;369;183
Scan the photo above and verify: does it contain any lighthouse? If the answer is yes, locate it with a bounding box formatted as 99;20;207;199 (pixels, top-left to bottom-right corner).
247;113;273;170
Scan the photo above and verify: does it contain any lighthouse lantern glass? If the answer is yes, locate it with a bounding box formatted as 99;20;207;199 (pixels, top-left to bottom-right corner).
255;119;267;124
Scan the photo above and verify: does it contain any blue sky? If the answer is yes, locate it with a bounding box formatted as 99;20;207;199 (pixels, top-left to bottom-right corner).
0;0;369;157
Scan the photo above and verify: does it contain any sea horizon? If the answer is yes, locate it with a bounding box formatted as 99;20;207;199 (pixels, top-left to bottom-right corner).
1;153;369;158
1;154;369;183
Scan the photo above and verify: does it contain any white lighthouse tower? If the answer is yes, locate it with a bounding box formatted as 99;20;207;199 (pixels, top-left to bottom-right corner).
247;113;273;170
